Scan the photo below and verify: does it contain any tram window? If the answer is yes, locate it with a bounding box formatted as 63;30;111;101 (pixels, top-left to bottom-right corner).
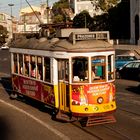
13;53;18;73
44;57;51;82
24;54;29;76
19;54;23;74
72;57;88;82
58;60;69;81
30;55;36;78
108;55;114;80
37;57;42;80
91;56;106;82
65;60;69;81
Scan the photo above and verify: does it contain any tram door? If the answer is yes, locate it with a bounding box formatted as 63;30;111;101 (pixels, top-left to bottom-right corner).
58;59;70;112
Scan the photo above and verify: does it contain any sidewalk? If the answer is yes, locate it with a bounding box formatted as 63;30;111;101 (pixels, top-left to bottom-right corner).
114;44;140;59
114;44;140;50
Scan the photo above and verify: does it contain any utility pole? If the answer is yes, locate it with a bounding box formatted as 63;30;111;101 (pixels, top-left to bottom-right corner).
21;12;26;32
8;3;14;39
85;15;87;28
46;0;49;24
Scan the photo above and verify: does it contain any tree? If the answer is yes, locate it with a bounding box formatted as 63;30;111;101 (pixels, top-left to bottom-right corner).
108;0;130;39
0;25;8;45
52;0;69;23
73;10;93;30
89;0;130;39
53;14;64;23
92;13;109;31
90;0;120;13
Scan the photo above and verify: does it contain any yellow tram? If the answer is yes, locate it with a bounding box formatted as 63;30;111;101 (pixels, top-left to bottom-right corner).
10;29;116;126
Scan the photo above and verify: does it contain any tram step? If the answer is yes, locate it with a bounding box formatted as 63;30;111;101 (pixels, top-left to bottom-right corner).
80;115;116;127
55;111;77;122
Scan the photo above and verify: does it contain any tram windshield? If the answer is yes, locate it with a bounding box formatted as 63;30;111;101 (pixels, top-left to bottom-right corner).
72;57;88;82
72;55;114;83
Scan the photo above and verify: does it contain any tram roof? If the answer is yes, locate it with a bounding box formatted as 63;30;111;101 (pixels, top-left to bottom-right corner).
11;30;114;52
11;37;114;52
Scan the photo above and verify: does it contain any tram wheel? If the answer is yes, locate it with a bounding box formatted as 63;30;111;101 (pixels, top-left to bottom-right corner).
51;109;59;120
10;92;18;99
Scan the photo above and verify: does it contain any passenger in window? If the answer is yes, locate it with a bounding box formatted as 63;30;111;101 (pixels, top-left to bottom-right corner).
25;62;29;76
78;70;86;81
92;67;100;80
31;64;36;78
37;69;41;80
20;66;23;74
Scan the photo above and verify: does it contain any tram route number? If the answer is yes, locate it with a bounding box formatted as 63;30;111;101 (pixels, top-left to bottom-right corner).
75;32;108;41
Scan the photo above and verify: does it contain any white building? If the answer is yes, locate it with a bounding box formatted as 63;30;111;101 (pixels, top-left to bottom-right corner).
130;0;140;45
0;12;17;41
18;4;53;33
69;0;102;17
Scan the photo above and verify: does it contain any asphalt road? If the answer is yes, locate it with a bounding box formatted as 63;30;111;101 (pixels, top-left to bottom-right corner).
0;49;140;140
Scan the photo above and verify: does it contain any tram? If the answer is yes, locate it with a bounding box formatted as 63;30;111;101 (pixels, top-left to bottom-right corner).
10;29;116;126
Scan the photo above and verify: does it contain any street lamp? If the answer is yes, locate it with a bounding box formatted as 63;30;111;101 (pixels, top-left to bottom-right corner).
8;3;14;39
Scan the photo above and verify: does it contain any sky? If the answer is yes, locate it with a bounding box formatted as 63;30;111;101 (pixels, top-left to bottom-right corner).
0;0;58;18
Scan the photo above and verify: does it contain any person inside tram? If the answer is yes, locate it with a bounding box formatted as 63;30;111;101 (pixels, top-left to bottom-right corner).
25;62;29;76
31;64;36;78
91;66;100;80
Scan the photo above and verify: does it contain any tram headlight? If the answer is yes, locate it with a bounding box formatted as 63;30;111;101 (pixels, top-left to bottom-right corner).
97;97;104;104
85;107;88;111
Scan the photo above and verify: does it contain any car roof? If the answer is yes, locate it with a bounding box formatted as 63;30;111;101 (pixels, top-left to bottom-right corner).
125;60;140;63
116;55;136;57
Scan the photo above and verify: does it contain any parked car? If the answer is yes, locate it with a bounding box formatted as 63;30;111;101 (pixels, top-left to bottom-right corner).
1;43;9;50
116;60;140;81
115;55;137;70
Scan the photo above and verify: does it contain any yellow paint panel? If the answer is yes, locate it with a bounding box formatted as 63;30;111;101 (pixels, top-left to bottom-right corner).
71;101;116;114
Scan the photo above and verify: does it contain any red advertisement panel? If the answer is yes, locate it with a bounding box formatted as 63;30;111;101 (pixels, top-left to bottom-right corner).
42;84;55;105
72;83;114;105
12;76;55;106
19;77;42;100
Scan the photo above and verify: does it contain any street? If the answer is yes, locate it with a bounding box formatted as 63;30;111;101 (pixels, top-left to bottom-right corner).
0;49;140;140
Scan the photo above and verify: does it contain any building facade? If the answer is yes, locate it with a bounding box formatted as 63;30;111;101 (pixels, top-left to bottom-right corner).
130;0;140;45
0;12;17;41
69;0;102;17
18;4;53;33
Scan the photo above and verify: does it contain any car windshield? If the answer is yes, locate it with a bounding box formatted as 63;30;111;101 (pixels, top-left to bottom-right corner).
115;55;137;69
116;56;137;61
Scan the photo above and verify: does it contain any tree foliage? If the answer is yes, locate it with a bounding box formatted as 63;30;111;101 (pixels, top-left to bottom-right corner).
0;25;8;45
90;0;120;12
73;10;93;30
52;0;69;23
73;0;130;39
108;1;130;39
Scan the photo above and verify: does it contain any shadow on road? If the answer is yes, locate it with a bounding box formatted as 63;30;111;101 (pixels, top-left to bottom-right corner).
0;76;54;117
0;116;11;140
0;77;12;96
126;84;140;94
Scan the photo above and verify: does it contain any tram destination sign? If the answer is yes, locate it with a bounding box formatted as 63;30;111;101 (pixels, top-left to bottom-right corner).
69;31;109;44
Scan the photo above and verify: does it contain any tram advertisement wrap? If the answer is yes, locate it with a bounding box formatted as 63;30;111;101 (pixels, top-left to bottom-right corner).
72;83;115;105
12;76;55;105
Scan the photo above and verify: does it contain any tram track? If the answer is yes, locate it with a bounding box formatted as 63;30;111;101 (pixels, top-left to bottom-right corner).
118;108;140;117
102;125;134;140
71;121;133;140
71;122;103;140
